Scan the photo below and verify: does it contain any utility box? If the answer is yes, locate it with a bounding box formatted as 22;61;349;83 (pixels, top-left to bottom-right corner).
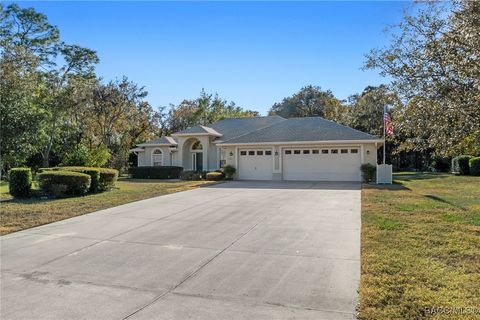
377;164;393;184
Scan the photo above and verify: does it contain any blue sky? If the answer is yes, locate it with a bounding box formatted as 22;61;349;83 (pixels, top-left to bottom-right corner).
15;1;408;115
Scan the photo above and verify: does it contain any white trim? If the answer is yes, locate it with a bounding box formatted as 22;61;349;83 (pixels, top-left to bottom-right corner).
190;140;203;152
172;132;222;137
137;143;176;147
217;139;384;146
151;148;164;166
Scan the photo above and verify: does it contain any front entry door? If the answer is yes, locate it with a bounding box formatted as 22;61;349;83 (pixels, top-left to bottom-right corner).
193;153;203;171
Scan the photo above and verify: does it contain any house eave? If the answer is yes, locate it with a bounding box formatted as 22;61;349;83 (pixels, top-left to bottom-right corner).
216;139;384;147
137;143;177;147
172;133;222;137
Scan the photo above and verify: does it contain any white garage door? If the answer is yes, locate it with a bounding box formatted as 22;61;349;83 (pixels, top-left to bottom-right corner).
283;147;361;181
238;149;273;180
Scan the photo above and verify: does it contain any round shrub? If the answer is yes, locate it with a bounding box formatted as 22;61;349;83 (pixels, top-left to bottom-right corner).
223;165;236;179
206;172;224;181
38;171;91;197
8;168;32;198
469;157;480;176
98;168;119;191
361;163;376;183
452;155;472;175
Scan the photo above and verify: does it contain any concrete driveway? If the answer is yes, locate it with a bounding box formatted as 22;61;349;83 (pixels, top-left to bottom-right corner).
0;181;361;320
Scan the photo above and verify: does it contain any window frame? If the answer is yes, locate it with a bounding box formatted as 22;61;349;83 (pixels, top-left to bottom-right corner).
152;148;163;166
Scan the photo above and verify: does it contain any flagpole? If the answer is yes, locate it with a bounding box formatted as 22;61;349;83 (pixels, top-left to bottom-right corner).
383;105;386;165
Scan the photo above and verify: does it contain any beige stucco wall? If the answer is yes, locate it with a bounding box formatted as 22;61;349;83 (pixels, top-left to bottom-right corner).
140;146;173;166
363;143;379;166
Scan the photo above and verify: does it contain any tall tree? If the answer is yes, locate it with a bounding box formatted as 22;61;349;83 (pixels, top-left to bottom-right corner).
165;89;259;133
365;1;480;156
345;85;401;137
268;85;344;119
0;3;99;168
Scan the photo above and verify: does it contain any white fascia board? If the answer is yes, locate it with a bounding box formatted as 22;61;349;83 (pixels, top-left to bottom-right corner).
137;143;176;147
217;139;384;146
172;133;222;137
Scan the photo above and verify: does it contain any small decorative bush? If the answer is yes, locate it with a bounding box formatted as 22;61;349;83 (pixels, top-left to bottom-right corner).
128;166;183;179
469;157;480;176
206;172;224;181
8;168;32;198
98;168;119;191
361;163;376;183
452;155;472;175
223;165;236;180
180;170;203;181
430;156;450;172
38;171;91;197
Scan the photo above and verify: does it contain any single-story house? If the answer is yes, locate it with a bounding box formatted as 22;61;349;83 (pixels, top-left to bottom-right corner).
131;116;383;181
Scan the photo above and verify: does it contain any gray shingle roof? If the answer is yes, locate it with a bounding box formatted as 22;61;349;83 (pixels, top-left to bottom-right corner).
208;116;285;141
174;125;221;136
220;117;380;144
139;136;177;145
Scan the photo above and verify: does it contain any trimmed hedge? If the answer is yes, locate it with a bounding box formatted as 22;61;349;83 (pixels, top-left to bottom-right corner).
469;157;480;176
98;168;119;191
38;171;91;197
452;155;472;175
8;168;32;198
129;166;183;179
61;167;100;192
206;172;224;181
361;163;376;183
38;166;118;192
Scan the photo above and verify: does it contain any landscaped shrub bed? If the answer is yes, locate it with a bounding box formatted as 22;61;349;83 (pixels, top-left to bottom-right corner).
61;167;100;192
8;168;32;198
180;171;202;181
38;171;91;197
38;166;119;192
128;166;183;179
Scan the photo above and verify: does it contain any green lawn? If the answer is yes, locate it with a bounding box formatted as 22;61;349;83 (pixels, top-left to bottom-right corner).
0;178;215;235
360;173;480;319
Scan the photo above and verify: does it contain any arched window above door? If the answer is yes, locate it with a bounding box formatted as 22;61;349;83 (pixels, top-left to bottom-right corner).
191;141;203;151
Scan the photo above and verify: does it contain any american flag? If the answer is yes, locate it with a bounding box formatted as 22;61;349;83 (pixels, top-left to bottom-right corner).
384;111;393;136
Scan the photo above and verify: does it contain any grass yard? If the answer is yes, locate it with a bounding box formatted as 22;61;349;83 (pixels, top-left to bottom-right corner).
360;173;480;319
0;178;214;235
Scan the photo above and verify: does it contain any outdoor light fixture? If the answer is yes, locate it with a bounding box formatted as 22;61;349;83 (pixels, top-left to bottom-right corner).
229;151;234;156
366;150;370;155
275;151;279;156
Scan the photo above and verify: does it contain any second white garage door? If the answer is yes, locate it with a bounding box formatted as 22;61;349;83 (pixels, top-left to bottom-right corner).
238;149;273;180
283;147;361;181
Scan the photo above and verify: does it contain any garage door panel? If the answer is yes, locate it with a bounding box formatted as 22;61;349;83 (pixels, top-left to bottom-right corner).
283;148;361;182
239;149;273;180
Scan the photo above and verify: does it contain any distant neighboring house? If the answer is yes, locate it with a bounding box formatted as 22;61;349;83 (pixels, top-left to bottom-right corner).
131;116;383;181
